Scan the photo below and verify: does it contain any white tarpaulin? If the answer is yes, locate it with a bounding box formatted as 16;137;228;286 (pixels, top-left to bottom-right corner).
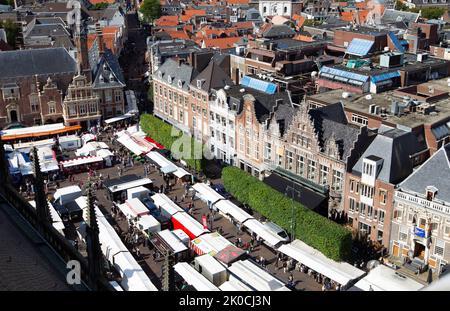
151;193;184;216
60;155;103;168
192;183;224;204
228;260;290;291
174;262;220;291
146;151;173;168
351;265;424;291
213;200;253;224
104;113;134;124
157;229;188;254
190;232;233;256
173;167;191;178
118;198;151;218
242;219;285;248
278;239;366;286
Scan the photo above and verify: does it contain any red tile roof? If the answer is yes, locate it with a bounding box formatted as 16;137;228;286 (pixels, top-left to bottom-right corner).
155;15;179;27
199;36;242;49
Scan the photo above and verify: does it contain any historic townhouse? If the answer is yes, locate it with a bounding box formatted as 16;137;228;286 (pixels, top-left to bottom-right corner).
235;89;292;179
189;61;233;141
390;144;450;274
264;102;372;215
0;48;77;127
62;74;101;128
343;127;428;247
153;58;198;134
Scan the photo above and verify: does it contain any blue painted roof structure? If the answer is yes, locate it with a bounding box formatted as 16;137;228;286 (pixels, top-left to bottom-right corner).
320;66;369;83
240;76;277;94
388;32;406;53
346;38;374;56
371;71;400;83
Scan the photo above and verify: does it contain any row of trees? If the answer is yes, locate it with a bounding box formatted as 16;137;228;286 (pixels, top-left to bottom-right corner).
140;114;206;171
0;20;20;48
139;0;161;23
221;166;352;261
395;0;447;19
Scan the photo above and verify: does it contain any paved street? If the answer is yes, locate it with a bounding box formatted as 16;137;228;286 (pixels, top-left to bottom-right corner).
50;126;323;291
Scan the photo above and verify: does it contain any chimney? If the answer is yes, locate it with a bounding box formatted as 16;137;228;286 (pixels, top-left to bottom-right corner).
95;23;104;55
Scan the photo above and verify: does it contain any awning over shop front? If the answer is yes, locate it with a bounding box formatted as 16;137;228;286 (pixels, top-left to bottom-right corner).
242;219;285;248
213;200;253;224
1;124;81;141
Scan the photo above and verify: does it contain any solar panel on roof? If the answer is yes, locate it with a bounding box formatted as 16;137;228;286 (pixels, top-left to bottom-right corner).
346;38;374;56
371;71;400;83
388;32;406;53
320;66;369;83
240;76;277;94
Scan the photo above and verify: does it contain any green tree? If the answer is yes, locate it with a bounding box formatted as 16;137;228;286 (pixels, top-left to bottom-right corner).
0;20;20;48
139;0;161;23
420;7;446;19
0;0;14;5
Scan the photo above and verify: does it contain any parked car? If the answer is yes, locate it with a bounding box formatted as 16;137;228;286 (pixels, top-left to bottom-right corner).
211;183;231;199
263;221;290;243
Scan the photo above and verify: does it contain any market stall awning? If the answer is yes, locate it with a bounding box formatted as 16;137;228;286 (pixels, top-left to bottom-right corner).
192;183;224;204
242;219;285;248
60;155;104;168
213;200;253;224
161;164;177;174
214;245;246;265
104;113;135;124
278;239;366;286
190;232;233;256
173;167;191;178
144;136;165;149
1;123;81;141
173;262;220;291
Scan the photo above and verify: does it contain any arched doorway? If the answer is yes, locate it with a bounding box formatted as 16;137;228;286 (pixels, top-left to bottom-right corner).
10;110;18;123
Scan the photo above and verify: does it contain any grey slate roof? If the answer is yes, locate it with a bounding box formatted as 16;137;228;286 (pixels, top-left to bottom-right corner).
399;144;450;204
381;9;419;25
154;58;198;92
262;24;296;38
308;103;360;160
0;47;77;80
191;60;233;93
352;128;427;184
88;39;125;89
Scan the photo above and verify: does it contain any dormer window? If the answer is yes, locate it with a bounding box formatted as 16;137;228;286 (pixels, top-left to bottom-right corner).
168;75;172;83
109;73;115;81
99;75;104;83
426;186;438;201
197;79;202;88
158;71;163;79
178;80;183;88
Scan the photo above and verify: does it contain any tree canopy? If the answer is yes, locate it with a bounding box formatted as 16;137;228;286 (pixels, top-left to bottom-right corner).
0;20;20;48
139;0;161;23
395;1;446;19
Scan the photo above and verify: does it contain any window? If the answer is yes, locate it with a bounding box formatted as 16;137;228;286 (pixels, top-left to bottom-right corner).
89;103;97;113
445;224;450;238
263;6;267;13
435;240;444;257
367;205;373;218
221;117;226;127
239;137;244;152
174;93;178;103
69;105;76;116
361;184;374;199
379;190;387;205
255;143;259;159
284;6;287;13
297;155;305;175
229;137;234;148
29;95;39;113
210;127;215;138
197;80;202;88
378;210;385;223
419;218;426;229
246;140;250;156
286;151;294;170
265;143;272;160
179;110;183;122
332;170;343;191
307;160;316;180
394;209;402;220
80;104;87;114
105;90;112;102
48;102;56;114
399;231;408;242
349;197;356;212
319;165;329;185
377;230;383;242
351;114;368;126
114;90;122;102
360;203;367;216
350;180;355;193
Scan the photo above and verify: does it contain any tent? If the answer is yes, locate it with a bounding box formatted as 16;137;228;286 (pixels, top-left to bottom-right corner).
213;200;253;224
350;265;424;291
173;262;220;291
192;183;224;205
242;219;285;248
151;193;185;217
171;212;209;240
228;260;290;291
117;198;151;219
190;232;233;256
219;280;253;291
278;239;366;287
214;245;247;266
60;155;104;168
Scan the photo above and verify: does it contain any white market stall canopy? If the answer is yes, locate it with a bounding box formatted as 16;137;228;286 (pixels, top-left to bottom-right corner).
29;200;65;231
93;206;158;291
136;214;161;233
172;211;209;239
13;138;55;151
60;155;104;168
173;262;220;291
81;133;96;145
107;178;152;193
173;166;191;178
351;265;425;291
190;232;233;256
278;239;366;287
151;193;184;216
1;123;65;136
192;183;224;204
117;198;151;218
228;260;290;291
104;113;135;124
96;148;113;159
75;141;109;157
214;200;254;224
219;280;253;291
157;229;188;254
147;151;174;168
242;219;285;248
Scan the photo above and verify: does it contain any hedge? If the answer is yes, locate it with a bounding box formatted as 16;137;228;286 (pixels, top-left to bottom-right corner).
222;166;352;261
140;114;206;171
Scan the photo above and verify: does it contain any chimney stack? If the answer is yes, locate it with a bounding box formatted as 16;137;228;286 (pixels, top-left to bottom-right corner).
95;23;104;55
